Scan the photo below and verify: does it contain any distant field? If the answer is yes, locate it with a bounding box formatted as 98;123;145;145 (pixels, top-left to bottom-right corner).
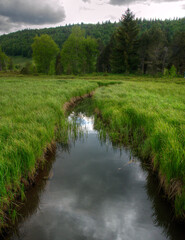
93;78;185;217
11;56;32;67
0;75;184;227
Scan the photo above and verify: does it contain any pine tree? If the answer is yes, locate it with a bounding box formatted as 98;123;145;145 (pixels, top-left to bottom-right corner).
170;30;185;75
110;9;139;73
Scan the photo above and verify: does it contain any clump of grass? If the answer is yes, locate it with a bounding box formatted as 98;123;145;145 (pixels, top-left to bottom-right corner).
0;76;98;228
93;79;185;218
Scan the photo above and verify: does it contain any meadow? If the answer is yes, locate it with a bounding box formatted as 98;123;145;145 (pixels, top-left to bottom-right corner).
0;75;98;227
0;74;184;229
93;77;185;217
11;56;32;68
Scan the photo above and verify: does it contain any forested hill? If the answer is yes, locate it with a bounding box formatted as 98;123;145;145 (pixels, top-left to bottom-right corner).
0;18;184;58
0;22;118;57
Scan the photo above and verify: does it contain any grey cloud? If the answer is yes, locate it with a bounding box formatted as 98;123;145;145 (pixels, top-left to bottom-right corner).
0;16;21;34
109;0;141;5
82;0;91;2
0;0;66;25
108;0;183;6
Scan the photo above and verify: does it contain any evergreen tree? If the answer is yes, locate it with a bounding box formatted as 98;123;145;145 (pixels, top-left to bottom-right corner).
146;25;167;74
138;30;150;74
170;30;185;75
97;36;114;72
110;9;139;73
138;25;167;74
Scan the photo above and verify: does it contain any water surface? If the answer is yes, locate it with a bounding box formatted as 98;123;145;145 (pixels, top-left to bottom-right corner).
3;99;185;240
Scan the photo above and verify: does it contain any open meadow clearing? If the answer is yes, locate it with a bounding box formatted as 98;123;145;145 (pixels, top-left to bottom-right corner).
93;77;185;217
0;75;185;235
0;75;98;227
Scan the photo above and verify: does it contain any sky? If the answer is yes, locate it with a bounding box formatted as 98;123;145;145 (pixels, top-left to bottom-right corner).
0;0;184;35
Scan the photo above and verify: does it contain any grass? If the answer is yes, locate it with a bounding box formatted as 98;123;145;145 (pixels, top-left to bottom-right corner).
93;78;185;217
0;75;98;227
11;56;32;68
0;74;184;228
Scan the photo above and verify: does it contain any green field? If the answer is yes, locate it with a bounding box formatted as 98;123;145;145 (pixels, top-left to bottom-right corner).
11;56;32;68
93;78;185;217
0;76;98;227
0;75;185;228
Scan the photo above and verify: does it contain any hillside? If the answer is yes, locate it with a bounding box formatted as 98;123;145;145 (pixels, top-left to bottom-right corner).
0;18;184;58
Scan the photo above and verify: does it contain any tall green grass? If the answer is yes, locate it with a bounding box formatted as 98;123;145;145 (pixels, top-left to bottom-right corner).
0;74;184;226
0;76;98;226
93;79;185;217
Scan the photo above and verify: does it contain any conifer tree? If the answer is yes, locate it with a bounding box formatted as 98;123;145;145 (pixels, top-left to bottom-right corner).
110;9;139;73
170;30;185;75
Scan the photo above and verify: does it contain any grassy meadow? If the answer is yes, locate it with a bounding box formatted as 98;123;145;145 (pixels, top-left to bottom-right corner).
93;78;185;217
11;56;32;68
0;75;98;226
0;74;185;228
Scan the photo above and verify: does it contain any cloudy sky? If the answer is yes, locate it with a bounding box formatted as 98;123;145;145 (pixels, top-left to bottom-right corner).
0;0;184;35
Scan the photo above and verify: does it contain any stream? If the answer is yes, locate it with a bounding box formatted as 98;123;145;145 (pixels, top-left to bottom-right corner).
2;98;185;240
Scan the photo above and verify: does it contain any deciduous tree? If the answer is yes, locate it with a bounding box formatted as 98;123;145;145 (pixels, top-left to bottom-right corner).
32;34;59;74
61;26;97;74
0;47;9;71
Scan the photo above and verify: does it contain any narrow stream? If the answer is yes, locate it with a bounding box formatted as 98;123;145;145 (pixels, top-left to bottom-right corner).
2;99;185;240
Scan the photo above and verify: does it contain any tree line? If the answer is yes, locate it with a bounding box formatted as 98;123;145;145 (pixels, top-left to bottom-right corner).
98;9;185;75
0;9;184;75
0;17;184;59
31;26;97;75
0;22;117;58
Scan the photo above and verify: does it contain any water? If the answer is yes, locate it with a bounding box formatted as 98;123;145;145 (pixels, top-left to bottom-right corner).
2;99;185;240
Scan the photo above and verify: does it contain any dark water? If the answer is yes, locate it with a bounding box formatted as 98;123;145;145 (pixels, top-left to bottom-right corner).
2;99;185;240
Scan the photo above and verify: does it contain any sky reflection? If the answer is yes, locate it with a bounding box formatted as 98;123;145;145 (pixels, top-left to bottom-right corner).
6;108;185;240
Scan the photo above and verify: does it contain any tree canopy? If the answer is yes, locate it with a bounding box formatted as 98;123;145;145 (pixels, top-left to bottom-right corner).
0;10;184;76
0;47;11;71
32;34;59;74
110;9;139;73
61;26;97;74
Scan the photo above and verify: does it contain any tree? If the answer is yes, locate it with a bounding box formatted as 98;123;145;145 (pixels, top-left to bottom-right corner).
32;34;59;74
61;26;97;74
84;36;98;73
110;9;139;73
55;53;63;75
61;26;85;74
138;25;167;74
138;30;150;74
170;30;185;75
146;25;167;74
97;36;114;72
8;57;13;70
0;47;9;71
